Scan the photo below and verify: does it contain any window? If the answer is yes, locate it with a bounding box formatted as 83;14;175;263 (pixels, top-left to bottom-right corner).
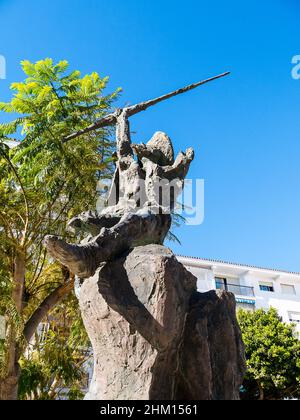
288;312;300;324
215;277;254;296
215;277;227;290
259;282;274;292
281;284;296;295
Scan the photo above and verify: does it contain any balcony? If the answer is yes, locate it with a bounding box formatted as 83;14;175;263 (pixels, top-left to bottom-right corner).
215;280;255;297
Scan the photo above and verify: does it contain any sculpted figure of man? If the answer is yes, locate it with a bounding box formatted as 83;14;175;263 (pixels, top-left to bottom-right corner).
45;108;194;278
45;74;230;275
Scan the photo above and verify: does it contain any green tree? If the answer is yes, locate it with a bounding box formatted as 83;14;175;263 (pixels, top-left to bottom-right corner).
237;308;300;400
0;58;119;399
18;294;91;400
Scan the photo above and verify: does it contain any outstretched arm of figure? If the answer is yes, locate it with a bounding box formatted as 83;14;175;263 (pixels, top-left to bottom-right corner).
116;109;134;169
63;73;230;144
158;148;195;181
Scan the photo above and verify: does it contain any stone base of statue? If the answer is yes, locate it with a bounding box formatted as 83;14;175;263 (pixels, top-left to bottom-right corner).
78;245;245;400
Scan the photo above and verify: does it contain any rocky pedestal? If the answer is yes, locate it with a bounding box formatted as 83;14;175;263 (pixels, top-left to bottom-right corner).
78;245;245;400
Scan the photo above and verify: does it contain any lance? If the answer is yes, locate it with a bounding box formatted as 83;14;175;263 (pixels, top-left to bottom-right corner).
63;71;230;143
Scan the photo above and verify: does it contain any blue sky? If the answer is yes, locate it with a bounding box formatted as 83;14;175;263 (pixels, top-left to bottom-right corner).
0;0;300;271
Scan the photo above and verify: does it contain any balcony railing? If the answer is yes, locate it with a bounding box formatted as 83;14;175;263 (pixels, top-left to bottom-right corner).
216;282;255;297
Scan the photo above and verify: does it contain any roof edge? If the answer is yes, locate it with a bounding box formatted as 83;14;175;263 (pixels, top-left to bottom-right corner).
176;254;300;277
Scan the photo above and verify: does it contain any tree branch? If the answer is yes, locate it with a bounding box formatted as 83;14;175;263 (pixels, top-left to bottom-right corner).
23;277;74;343
0;148;29;243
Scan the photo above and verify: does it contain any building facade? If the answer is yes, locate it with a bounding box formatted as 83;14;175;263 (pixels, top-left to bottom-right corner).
177;255;300;333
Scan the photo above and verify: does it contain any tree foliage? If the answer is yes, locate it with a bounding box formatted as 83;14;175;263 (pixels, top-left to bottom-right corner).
0;58;119;397
18;294;91;400
238;308;300;400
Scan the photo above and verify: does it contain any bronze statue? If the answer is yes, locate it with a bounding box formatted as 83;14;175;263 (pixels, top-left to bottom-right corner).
43;72;246;401
45;73;229;278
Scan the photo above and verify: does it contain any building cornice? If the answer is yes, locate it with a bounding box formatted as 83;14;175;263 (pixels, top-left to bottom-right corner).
177;255;300;278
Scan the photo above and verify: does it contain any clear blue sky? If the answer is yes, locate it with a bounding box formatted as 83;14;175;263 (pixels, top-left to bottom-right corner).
0;0;300;271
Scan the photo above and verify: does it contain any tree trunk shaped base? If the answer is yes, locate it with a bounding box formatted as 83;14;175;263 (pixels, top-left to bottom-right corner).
79;245;245;400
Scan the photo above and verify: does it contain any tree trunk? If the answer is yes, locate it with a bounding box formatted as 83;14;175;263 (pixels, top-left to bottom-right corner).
79;245;246;400
0;353;20;400
0;250;25;400
1;255;73;400
258;382;265;400
12;250;26;313
1;306;22;400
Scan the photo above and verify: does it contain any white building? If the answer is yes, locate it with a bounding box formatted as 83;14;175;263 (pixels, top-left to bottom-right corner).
177;255;300;333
